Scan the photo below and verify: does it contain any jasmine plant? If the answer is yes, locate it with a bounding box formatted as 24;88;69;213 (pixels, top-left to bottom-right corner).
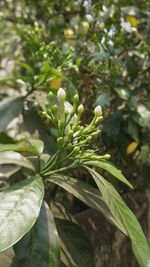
0;88;150;267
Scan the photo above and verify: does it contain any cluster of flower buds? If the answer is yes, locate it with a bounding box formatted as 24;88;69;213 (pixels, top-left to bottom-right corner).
42;88;110;162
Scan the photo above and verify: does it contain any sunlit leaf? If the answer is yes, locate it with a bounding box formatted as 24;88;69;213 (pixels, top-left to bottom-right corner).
87;167;150;267
0;151;35;171
83;159;133;188
0;176;44;252
0;144;38;155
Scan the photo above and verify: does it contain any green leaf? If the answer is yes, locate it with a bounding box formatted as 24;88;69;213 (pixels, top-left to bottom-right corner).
29;139;44;155
46;174;125;233
96;91;111;107
0;176;44;252
0;151;35;171
140;145;150;164
0;97;22;132
12;201;60;267
83;159;133;188
102;111;122;139
23;107;57;154
0;133;15;144
56;218;95;267
0;144;38;155
127;119;139;142
87;167;150;267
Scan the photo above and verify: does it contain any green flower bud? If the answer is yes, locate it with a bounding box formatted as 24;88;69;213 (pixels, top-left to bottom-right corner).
67;143;73;150
103;154;111;159
86;136;92;142
91;129;101;136
73;146;80;154
74;94;79;103
68;130;74;138
44;101;48;108
57;137;63;146
77;104;84;114
49;91;54;99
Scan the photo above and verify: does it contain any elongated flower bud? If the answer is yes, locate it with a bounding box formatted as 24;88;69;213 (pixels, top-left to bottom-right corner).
57;88;66;101
78;104;84;114
94;105;102;116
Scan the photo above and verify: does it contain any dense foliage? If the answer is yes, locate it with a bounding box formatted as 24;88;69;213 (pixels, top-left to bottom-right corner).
0;0;150;266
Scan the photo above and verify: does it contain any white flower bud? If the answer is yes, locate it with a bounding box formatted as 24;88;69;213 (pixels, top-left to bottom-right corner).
94;105;102;116
57;87;66;101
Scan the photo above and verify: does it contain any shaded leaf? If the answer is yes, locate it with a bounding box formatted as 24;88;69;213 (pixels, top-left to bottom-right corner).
0;97;22;132
13;201;60;267
56;218;95;267
127;119;139;142
96;91;111;107
102;111;122;139
46;174;125;233
0;176;44;252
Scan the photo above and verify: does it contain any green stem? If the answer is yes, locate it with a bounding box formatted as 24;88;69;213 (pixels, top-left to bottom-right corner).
42;163;77;177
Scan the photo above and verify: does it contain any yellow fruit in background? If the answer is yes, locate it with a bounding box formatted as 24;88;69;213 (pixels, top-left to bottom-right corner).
98;22;105;31
127;141;138;154
79;21;90;35
126;15;138;27
64;28;75;39
50;78;61;89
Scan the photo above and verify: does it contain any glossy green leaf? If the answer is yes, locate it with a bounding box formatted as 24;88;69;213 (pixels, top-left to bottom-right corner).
0;144;38;155
0;151;35;171
56;218;95;267
46;174;125;233
12;201;60;267
87;167;150;267
0;176;44;252
83;160;133;188
0;97;22;132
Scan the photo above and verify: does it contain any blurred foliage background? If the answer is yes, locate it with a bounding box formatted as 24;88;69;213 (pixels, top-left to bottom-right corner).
0;0;150;192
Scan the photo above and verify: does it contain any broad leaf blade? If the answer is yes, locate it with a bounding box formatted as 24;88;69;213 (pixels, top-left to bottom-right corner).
0;151;35;171
0;176;44;252
13;201;60;267
87;167;150;267
46;174;125;233
0;144;38;155
56;218;95;267
84;160;133;188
